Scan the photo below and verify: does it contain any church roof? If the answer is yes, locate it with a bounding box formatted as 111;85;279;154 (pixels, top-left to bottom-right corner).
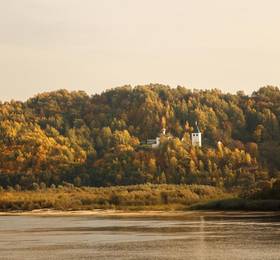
195;121;200;133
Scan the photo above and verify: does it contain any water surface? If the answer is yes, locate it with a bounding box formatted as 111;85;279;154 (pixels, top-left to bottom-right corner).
1;211;280;259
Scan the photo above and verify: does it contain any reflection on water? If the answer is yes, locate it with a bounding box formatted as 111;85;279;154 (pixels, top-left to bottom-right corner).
0;212;280;260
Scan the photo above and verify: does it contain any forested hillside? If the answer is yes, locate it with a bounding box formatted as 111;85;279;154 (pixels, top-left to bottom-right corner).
1;84;280;195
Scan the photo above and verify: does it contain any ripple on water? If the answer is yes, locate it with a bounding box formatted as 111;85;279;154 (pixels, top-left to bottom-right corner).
0;212;280;260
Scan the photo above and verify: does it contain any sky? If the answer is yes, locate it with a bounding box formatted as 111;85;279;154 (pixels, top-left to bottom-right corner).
1;0;280;101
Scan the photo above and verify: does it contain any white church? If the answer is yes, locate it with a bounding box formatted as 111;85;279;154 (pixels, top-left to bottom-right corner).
145;122;202;148
191;121;202;147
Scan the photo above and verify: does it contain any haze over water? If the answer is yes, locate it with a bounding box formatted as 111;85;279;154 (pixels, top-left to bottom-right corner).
1;212;280;260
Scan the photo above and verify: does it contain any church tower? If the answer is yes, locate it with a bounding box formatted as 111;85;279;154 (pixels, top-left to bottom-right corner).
191;121;202;147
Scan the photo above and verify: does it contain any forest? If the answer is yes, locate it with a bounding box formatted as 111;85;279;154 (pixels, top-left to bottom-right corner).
0;84;280;199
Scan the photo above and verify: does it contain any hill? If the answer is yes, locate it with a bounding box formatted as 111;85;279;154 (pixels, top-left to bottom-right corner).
0;84;280;198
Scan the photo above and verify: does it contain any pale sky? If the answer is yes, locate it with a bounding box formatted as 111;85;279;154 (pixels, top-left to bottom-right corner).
1;0;280;101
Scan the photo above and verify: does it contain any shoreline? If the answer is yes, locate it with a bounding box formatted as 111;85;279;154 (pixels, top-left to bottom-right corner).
0;209;185;217
0;208;279;218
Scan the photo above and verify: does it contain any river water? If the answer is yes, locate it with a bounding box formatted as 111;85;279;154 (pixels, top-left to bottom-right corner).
0;211;280;260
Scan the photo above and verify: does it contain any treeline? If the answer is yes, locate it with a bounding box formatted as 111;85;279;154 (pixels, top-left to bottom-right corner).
0;84;280;193
242;179;280;200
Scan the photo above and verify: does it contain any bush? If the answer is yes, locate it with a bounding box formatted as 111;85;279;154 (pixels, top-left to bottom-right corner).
0;184;227;211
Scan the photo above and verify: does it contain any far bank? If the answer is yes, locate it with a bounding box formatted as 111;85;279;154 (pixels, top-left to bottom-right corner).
0;184;279;212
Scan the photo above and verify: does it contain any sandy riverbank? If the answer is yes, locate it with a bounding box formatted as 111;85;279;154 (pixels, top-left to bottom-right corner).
0;209;279;218
0;209;189;217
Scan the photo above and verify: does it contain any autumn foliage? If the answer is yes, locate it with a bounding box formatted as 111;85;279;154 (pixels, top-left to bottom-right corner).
0;85;280;194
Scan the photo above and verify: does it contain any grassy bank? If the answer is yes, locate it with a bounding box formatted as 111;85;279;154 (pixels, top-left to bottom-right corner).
2;184;279;212
0;184;227;211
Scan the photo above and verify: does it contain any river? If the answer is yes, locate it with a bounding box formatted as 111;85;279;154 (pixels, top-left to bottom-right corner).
0;211;280;259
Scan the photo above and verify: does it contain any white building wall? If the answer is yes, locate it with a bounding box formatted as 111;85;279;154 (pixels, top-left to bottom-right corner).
151;137;160;148
191;133;202;147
